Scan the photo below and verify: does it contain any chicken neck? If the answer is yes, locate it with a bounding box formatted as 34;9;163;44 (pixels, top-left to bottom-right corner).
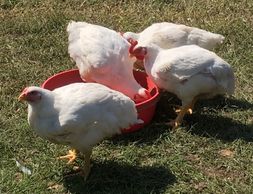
143;45;161;74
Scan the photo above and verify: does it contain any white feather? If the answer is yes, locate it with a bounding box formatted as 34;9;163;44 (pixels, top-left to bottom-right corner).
141;44;235;105
25;83;140;152
67;21;149;102
124;22;225;50
15;159;32;175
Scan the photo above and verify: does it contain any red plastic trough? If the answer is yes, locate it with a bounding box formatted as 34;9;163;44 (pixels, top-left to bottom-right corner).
41;69;160;133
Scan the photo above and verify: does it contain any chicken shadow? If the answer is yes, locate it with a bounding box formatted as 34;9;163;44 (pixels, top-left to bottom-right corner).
159;92;253;142
185;113;253;142
196;95;253;112
110;93;178;146
111;91;187;146
62;160;176;194
113;92;253;144
158;92;253;112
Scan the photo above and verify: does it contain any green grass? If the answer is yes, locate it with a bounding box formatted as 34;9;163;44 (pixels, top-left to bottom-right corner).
1;0;253;193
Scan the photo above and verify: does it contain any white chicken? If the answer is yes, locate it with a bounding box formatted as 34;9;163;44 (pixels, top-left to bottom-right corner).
19;83;142;180
67;21;150;102
123;22;225;50
129;42;235;129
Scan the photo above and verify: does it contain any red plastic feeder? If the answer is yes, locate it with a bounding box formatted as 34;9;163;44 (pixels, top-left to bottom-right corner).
41;69;160;133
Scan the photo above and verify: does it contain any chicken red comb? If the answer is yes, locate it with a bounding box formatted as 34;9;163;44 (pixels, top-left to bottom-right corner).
128;38;138;54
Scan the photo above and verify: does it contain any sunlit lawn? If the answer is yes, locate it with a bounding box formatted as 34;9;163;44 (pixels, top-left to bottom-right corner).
1;0;253;193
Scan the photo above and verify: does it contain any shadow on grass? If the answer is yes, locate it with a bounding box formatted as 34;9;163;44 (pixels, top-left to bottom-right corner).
112;93;253;145
196;96;253;111
184;96;253;141
111;123;170;146
159;92;253;112
185;113;253;142
110;93;178;145
63;160;176;194
152;92;253;142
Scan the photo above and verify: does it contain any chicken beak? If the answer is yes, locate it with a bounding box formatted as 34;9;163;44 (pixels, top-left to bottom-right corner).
18;93;26;101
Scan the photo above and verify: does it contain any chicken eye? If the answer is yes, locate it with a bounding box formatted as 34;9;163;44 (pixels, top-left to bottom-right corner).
30;91;37;95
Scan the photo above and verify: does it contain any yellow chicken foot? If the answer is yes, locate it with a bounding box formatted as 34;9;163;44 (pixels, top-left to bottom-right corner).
167;106;189;130
173;97;197;115
166;120;178;129
167;98;197;130
61;150;92;181
57;149;77;164
175;107;193;114
65;160;93;180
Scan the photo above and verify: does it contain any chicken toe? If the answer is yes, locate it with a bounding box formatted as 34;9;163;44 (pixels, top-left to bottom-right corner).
172;99;196;115
166;111;186;130
57;149;77;164
175;108;193;115
166;120;179;130
167;98;197;130
65;162;91;181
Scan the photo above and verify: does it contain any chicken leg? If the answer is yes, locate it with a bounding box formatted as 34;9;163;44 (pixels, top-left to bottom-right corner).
82;150;92;181
61;150;92;181
168;97;197;130
174;105;193;115
71;150;92;180
57;149;78;164
174;97;197;115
